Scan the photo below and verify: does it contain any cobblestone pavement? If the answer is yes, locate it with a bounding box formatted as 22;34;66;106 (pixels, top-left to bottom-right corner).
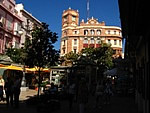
0;89;138;113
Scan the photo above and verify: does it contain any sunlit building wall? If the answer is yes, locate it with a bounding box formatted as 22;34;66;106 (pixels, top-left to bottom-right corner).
0;0;22;54
60;8;123;58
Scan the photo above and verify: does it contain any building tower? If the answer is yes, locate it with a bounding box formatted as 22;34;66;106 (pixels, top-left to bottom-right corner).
61;8;79;55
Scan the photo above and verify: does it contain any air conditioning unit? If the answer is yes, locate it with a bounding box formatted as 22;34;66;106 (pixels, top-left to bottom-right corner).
0;17;5;27
14;31;18;35
21;22;26;29
12;42;15;48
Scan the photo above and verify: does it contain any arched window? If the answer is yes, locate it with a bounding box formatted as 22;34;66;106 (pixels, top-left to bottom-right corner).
64;15;67;22
90;38;94;44
97;30;101;35
84;30;88;35
72;15;76;21
83;38;88;44
96;38;101;44
90;30;95;35
64;30;67;35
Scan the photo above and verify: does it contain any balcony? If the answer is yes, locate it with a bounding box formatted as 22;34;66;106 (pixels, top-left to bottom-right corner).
83;44;88;48
96;44;100;48
0;22;3;27
89;44;95;48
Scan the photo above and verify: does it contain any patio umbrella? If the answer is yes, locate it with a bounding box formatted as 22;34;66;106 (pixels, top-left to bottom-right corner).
104;68;117;76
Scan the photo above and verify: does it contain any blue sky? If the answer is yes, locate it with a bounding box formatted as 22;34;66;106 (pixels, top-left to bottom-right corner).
16;0;121;50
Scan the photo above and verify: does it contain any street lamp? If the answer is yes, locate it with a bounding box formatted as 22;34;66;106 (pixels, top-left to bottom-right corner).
17;30;28;91
67;68;70;85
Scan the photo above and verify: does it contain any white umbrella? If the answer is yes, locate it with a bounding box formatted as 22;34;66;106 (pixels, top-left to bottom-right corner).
104;68;117;76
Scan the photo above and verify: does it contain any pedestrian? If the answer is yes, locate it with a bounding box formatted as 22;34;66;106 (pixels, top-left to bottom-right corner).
78;78;88;113
0;76;5;101
104;78;113;105
68;81;76;111
48;82;58;99
4;77;14;106
49;82;57;94
13;75;21;108
95;80;104;108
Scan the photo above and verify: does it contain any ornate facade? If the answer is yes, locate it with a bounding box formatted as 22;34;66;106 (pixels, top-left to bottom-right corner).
0;0;42;54
60;8;122;58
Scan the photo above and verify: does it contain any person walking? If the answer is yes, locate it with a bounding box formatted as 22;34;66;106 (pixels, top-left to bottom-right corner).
68;81;76;111
78;78;88;113
95;80;104;108
4;77;14;107
0;76;5;101
104;78;113;105
13;76;21;108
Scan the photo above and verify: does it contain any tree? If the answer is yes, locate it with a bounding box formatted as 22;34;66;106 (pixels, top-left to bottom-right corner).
64;51;78;61
6;47;25;64
94;43;114;69
79;43;114;79
24;23;59;97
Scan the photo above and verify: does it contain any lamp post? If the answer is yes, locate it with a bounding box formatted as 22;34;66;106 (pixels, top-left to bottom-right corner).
94;59;98;84
67;68;70;85
18;30;28;91
21;64;26;87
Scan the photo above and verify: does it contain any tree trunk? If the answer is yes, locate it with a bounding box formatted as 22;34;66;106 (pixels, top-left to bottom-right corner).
37;67;41;98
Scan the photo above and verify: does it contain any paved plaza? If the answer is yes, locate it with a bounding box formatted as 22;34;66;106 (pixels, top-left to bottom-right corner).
0;88;138;113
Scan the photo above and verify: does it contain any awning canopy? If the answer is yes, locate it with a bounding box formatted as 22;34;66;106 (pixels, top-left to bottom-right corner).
0;65;23;71
25;67;50;73
0;64;6;67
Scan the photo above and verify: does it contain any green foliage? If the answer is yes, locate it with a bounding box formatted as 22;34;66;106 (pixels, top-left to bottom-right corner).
95;43;114;69
80;47;95;59
80;43;114;69
6;48;25;64
64;51;79;62
24;22;59;68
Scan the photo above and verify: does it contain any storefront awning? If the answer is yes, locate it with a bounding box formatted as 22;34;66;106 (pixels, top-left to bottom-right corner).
0;65;23;71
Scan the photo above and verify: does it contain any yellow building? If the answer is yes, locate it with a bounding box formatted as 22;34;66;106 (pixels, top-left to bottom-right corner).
60;8;122;58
